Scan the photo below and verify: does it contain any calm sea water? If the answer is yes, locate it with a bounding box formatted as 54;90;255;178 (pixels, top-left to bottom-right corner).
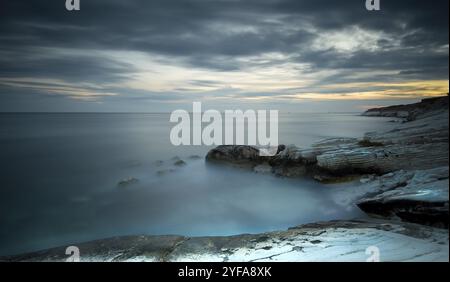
0;113;396;255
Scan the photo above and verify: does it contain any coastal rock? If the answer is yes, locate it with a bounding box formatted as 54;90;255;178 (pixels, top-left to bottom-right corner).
205;145;264;168
2;219;447;262
205;97;449;178
316;106;448;174
117;177;139;187
357;167;449;228
269;144;319;165
362;96;449;121
315;143;446;174
203;97;449;229
173;159;186;166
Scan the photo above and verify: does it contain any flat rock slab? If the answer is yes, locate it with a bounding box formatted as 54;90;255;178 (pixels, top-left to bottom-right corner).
1;219;448;262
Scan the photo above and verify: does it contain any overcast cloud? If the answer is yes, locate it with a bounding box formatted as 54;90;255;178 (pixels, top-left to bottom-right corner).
0;0;448;112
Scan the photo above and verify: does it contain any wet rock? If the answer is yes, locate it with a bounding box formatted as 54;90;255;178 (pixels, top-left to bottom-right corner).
117;177;139;187
174;160;186;166
2;219;447;262
276;144;286;154
313;173;360;184
205;145;264;168
357;167;449;228
360;174;376;184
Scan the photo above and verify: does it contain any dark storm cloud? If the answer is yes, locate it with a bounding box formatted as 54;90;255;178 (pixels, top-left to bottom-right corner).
0;47;137;83
297;47;449;81
0;0;448;110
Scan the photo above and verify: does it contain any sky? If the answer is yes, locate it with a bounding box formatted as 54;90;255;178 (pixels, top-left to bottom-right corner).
0;0;448;112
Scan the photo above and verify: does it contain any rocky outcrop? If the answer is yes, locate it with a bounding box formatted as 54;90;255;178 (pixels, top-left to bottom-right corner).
117;177;139;187
205;97;449;228
1;219;447;262
205;145;264;168
357;167;449;228
208;95;449;177
206;108;448;179
363;95;449;121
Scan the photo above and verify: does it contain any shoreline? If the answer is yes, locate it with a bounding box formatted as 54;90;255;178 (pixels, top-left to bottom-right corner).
2;218;447;262
2;96;448;262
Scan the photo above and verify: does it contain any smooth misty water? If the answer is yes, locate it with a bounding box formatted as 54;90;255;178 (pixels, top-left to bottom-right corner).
0;113;396;256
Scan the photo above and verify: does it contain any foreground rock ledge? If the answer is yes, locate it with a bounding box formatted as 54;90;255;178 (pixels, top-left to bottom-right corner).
1;219;448;262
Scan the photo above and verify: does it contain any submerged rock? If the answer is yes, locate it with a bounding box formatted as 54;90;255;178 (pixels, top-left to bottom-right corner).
173;159;186;166
117;177;139;187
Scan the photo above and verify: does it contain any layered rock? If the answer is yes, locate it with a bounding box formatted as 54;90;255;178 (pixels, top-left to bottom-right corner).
357;167;449;228
362;96;449;120
1;219;447;262
206;98;449;179
205;97;449;228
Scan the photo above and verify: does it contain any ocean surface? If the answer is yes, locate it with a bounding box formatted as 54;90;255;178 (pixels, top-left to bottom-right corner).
0;112;397;256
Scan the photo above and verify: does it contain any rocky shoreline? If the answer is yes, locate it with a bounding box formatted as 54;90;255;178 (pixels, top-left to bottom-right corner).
207;97;449;228
362;96;449;121
2;96;448;262
2;219;447;262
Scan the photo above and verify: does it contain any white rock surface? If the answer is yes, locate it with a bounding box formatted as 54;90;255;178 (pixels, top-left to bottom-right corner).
3;219;447;262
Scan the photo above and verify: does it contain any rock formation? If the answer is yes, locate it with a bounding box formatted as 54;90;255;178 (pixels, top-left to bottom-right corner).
1;219;447;262
357;167;449;228
206;96;449;179
205;96;449;229
362;95;449;121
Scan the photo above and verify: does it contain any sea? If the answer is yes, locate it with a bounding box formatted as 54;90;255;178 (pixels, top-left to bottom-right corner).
0;112;397;255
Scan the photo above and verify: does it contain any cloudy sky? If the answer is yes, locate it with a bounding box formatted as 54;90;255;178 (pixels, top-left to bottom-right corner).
0;0;448;112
